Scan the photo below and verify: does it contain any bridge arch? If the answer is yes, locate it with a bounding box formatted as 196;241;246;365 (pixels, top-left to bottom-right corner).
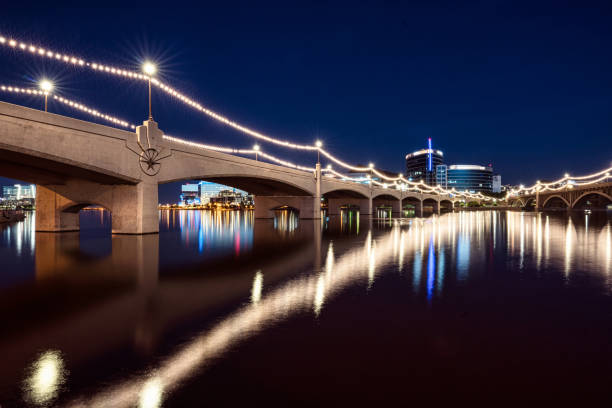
440;199;453;212
542;195;570;209
422;197;440;214
322;188;369;199
161;174;314;197
372;193;401;217
372;190;401;200
571;191;612;209
323;188;370;216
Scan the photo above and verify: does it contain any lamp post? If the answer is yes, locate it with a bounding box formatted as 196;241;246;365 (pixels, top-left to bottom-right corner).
142;61;157;120
39;79;53;112
315;140;322;164
253;144;260;161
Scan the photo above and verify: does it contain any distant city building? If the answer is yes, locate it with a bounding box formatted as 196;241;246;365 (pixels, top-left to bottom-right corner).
447;164;493;193
492;174;502;193
2;184;36;200
179;181;250;206
405;138;444;185
209;189;245;206
435;164;448;188
199;181;239;204
180;183;200;205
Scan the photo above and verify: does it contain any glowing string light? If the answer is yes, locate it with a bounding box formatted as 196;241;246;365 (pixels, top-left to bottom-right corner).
506;166;612;199
0;32;558;199
0;84;135;129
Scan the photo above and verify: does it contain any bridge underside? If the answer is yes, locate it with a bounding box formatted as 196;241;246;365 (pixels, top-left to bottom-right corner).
202;176;310;196
0;147;137;185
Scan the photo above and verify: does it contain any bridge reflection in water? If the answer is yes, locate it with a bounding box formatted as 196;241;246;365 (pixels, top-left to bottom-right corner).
0;210;611;406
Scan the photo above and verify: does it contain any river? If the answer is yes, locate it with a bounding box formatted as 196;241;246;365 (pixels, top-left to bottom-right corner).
0;210;611;406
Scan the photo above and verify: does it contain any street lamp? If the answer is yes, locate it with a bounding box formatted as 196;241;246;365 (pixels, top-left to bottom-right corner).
315;140;322;164
39;79;53;112
253;144;260;161
142;61;157;120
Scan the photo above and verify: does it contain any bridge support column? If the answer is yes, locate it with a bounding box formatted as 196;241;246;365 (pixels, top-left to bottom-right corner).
359;195;374;216
434;200;441;215
36;185;81;232
111;180;159;234
415;201;423;217
35;180;159;234
392;199;400;215
314;163;322;219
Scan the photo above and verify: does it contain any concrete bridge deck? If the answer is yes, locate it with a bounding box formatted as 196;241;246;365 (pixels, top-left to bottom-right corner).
508;182;612;210
0;101;467;233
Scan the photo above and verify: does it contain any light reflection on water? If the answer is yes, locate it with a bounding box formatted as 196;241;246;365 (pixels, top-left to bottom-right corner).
23;350;66;407
0;210;611;406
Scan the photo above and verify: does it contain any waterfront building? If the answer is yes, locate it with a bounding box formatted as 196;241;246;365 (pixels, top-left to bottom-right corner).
179;181;250;206
209;189;245;206
198;181;248;204
405;138;444;185
180;183;200;205
492;174;502;193
2;184;36;200
447;164;493;193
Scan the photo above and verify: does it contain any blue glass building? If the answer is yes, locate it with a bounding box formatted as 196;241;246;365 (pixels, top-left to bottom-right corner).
447;165;493;193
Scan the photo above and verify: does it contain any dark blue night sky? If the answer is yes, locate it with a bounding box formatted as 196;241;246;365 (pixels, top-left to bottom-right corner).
1;1;611;202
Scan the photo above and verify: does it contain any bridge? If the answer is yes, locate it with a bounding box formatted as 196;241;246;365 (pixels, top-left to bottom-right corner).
0;101;465;234
507;181;612;210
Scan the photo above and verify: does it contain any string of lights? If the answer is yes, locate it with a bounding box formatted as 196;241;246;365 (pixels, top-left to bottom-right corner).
0;81;496;197
0;84;134;129
0;32;478;182
2;33;605;201
162;135;315;171
323;167;492;200
0;33;384;171
506;166;612;198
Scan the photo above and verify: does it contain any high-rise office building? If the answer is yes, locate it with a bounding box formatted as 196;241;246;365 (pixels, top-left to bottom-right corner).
198;181;248;204
2;184;36;200
180;183;200;205
405;138;444;185
447;164;493;193
179;181;249;205
492;175;502;193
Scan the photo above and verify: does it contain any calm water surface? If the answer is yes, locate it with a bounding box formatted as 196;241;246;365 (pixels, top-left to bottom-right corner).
1;209;611;406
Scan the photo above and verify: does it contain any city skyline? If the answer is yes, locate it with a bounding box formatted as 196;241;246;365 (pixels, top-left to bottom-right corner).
1;1;611;204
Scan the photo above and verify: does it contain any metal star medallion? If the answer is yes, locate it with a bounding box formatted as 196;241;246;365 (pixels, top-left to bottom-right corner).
127;140;171;177
139;148;162;176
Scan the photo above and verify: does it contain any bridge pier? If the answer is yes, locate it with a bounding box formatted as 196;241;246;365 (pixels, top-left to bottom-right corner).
35;180;159;234
36;185;81;232
415;201;423;217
